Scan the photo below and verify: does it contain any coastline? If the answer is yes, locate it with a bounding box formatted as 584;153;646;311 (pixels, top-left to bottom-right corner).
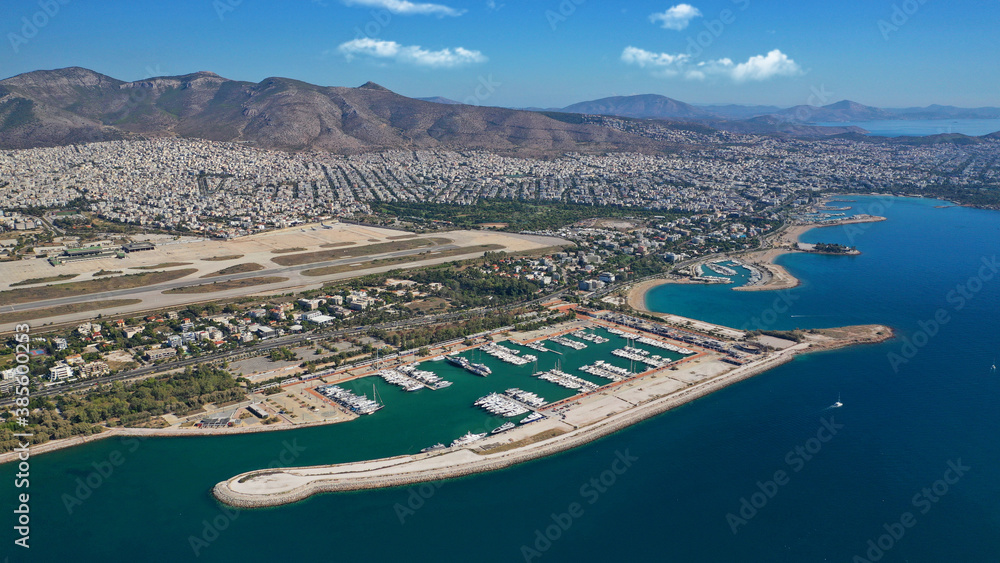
0;409;352;465
627;214;886;307
212;324;893;508
2;215;888;465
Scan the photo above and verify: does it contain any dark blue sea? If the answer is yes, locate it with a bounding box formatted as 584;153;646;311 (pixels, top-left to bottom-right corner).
813;118;1000;137
3;195;999;562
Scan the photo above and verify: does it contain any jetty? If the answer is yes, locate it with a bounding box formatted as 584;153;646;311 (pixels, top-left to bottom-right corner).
212;323;893;508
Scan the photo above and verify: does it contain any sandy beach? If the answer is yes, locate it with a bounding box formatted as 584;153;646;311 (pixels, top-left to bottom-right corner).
627;215;887;307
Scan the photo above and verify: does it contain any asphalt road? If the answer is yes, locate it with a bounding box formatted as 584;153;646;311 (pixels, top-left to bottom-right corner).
1;288;568;406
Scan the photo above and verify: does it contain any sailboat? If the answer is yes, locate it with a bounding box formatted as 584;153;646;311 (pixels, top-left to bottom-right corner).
372;383;385;411
832;393;843;408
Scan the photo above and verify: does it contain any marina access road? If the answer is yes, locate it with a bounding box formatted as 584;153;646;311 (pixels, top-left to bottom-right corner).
0;288;569;407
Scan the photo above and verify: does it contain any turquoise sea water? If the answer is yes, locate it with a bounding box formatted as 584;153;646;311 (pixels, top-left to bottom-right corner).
813;118;1000;137
3;196;1000;562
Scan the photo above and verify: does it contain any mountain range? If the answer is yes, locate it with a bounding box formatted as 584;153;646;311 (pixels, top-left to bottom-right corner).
1;67;998;153
0;67;673;153
555;94;1000;123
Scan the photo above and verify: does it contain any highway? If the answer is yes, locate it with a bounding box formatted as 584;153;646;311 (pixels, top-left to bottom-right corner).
1;288;568;407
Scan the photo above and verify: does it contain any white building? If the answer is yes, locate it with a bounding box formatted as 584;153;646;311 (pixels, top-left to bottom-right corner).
49;363;74;381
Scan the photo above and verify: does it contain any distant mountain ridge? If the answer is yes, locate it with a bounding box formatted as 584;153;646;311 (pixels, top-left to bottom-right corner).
562;94;712;121
0;67;674;153
3;68;998;153
554;93;1000;123
416;96;462;105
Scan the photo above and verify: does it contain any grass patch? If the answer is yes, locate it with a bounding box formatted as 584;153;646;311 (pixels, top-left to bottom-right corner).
301;244;502;276
201;263;265;278
376;200;684;232
130;262;192;270
201;255;243;261
0;299;142;324
273;237;451;267
386;234;418;240
9;274;79;287
0;269;197;305
406;297;451;313
478;428;567;454
94;270;123;276
163;276;289;294
319;241;356;249
512;245;570;259
270;247;308;254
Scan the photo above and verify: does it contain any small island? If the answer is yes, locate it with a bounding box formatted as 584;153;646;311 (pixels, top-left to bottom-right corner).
797;242;860;255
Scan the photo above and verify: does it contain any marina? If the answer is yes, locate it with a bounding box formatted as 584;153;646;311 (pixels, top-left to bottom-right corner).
446;353;492;376
474;393;530;417
314;323;700;435
704;261;738;276
317;384;383;415
398;363;453;389
729;258;763;286
522;341;553;353
635;336;694;355
481;342;537;366
573;330;609;344
504;387;547;408
534;368;601;392
611;346;670;368
579;360;633;382
378;369;425;392
216;317;893;510
549;335;587;350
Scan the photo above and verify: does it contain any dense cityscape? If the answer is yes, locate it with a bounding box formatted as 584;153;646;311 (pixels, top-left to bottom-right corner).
3;133;998;237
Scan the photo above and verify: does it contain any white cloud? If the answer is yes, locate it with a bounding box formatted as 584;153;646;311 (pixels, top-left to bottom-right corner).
621;46;690;68
729;49;803;81
341;0;465;17
649;4;702;30
337;38;487;68
621;47;802;82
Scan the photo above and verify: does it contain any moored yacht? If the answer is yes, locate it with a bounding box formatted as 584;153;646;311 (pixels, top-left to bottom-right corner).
491;422;516;434
450;431;487;448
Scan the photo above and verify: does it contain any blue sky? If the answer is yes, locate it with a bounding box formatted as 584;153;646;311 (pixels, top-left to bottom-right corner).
2;0;998;108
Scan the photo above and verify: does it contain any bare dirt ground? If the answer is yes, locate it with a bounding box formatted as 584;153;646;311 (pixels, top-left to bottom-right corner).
0;222;567;332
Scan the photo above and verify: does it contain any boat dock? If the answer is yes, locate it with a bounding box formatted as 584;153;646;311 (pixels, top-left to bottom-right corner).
635;336;694;355
534;369;600;392
504;388;547;408
523;341;552;353
398;363;453;390
481;342;537;366
611;346;669;368
378;369;425;392
573;330;609;344
705;261;738;276
474;393;529;417
579;360;632;382
317;385;383;415
549;336;587;350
